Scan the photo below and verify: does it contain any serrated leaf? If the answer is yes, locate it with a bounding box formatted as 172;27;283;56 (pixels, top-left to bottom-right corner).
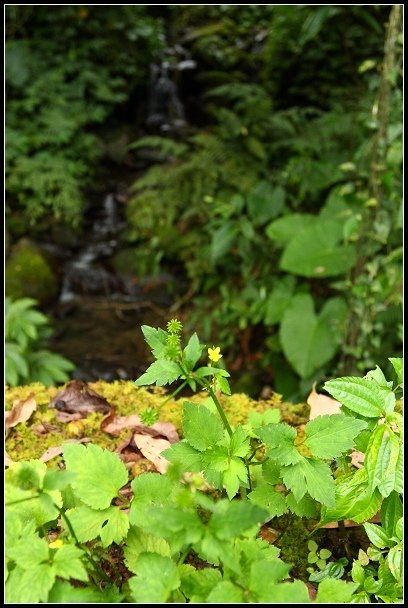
280;294;341;379
210;501;268;540
282;457;335;507
128;553;180;603
135;358;182;386
387;545;402;582
48;580;117;603
315;578;358;603
280;219;356;277
140;325;168;358
381;492;403;538
52;544;88;582
130;473;175;526
365;366;393;388
100;507;130;547
365;425;401;496
229;426;251;458
183;402;224;451
181;568;222;602
63;443;128;509
318;469;382;527
124;527;170;573
286;493;318;518
249;559;292;601
324;377;394;417
183;332;203;371
7;534;49;569
256;423;301;465
388;358;403;384
363;523;391;549
263;580;312;603
223;458;248;499
305;414;367;459
162;440;202;472
66;506;114;543
207;580;244;603
6;564;56;603
248;484;288;517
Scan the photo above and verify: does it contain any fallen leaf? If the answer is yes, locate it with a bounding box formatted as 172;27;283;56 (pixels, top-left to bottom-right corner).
102;414;179;443
49;380;112;414
133;434;172;474
151;421;179;444
5;395;37;433
39;438;91;463
350;450;365;468
56;411;84;423
307;383;341;419
32;421;59;435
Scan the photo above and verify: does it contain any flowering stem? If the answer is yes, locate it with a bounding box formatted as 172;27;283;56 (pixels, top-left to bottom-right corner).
158;379;189;413
205;384;233;437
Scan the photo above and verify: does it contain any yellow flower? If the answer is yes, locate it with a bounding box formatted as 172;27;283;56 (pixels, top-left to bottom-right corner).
208;346;222;363
49;539;63;549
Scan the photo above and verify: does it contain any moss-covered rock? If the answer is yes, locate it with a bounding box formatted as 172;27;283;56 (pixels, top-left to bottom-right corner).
5;238;59;305
5;380;309;463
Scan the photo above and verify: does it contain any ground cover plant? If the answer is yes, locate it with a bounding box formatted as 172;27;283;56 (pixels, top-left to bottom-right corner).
5;321;403;603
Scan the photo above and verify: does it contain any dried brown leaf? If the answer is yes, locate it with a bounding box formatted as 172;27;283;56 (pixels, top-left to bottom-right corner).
5;395;37;432
39;438;91;463
133;434;172;474
49;380;112;414
307;383;341;420
151;421;179;444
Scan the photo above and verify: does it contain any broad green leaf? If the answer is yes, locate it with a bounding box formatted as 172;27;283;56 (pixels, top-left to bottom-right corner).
128;553;180;603
282;457;335;507
135;358;182;386
262;458;282;484
133;505;205;552
140;325;168;358
248;484;288;517
315;579;358;603
183;332;203;370
207;580;244;603
280;219;356;277
99;506;130;547
305;414;367;459
324;376;395;417
248;409;281;428
285;493;318;518
319;469;382;527
395;517;403;541
183;401;224;451
236;537;280;564
66;506;115;543
7;534;49;569
216;375;231;395
63;443;128;509
280;294;340;378
256;423;301;465
210;501;268;540
229;426;251;458
6;564;56;603
124;527;170;573
181;568;222;602
249;559;293;601
52;544;88;582
388;357;403;384
365;366;393;389
365;425;401;496
195;366;230;378
387;545;402;582
393;447;403;494
266;213;316;245
264;277;296;325
162;440;202;472
48;580;118;603
211;221;238;262
199;532;240;573
363;523;391;549
381;492;403;538
130;473;174;526
223;457;248;499
247;181;285;225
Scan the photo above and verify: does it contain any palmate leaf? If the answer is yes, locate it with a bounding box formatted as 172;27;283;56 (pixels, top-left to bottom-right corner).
304;414;367;459
248;484;288;517
124;527;171;574
63;443;128;510
6;564;56;603
52;544;88;582
135;358;183;387
206;581;244;603
183;402;224;451
315;579;358;603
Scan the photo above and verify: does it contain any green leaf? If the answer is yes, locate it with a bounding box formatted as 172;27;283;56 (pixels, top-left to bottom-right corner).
365;425;401;497
256;423;301;465
280;294;340;378
135;359;183;386
211;221;238;262
282;457;335;507
388;357;403;384
128;553;180;603
280;219;356;277
247;181;285;225
100;506;130;547
286;493;318;518
249;559;293;601
363;523;391;549
324;377;395;418
62;443;128;509
66;506;115;543
130;473;175;526
6;564;56;603
387;545;402;582
262;458;282;484
7;534;49;569
229;426;251;458
305;414;367;459
315;578;358;603
263;580;311;603
249;484;288;517
365;366;393;389
208;580;245;603
216;375;231;395
264;277;296;325
162;440;202;472
319;469;382;526
266;213;316;245
52;544;88;582
48;580;118;603
140;325;168;358
183;332;203;371
124;527;170;574
209;500;268;539
183;402;224;451
381;492;403;538
223;458;248;499
195;366;230;378
181;568;222;602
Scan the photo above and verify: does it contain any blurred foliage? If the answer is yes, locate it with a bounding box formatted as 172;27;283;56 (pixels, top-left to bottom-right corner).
5;298;75;387
5;6;402;399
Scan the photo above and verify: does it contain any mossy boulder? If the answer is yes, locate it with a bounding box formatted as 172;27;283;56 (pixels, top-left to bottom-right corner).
5;238;59;305
5;380;309;464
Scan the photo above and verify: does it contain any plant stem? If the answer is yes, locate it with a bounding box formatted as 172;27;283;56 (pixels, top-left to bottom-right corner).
158;379;189;413
206;385;233;437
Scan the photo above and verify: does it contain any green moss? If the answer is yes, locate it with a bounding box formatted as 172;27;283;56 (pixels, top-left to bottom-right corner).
5;238;58;305
274;514;321;581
